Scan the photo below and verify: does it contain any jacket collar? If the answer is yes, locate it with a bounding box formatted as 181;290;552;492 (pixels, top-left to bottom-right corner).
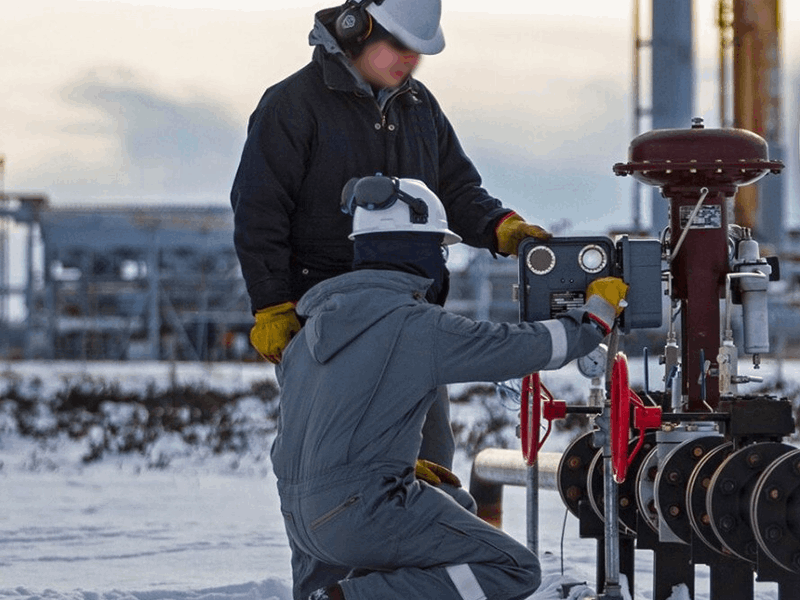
309;8;415;104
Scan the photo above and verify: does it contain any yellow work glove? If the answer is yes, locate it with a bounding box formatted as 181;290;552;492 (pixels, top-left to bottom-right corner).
495;212;552;256
250;301;301;364
415;459;462;488
584;277;629;335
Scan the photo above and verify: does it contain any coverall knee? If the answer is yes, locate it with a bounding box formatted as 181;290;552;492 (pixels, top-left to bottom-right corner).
280;465;540;600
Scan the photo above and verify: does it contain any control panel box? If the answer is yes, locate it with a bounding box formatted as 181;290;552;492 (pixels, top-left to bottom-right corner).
518;235;663;333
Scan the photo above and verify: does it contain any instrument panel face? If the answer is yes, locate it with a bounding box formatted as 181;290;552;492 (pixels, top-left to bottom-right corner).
519;237;616;323
518;235;663;332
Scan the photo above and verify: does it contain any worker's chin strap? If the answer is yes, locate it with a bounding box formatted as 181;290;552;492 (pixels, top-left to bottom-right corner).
352;232;449;306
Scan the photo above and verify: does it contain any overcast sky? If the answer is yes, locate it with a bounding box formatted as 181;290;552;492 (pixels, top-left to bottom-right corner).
2;0;799;233
13;0;641;17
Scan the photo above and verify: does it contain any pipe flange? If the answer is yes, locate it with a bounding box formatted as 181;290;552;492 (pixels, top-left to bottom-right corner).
686;441;735;556
636;445;662;534
587;432;657;535
751;448;800;574
654;434;726;544
708;442;796;563
557;431;599;518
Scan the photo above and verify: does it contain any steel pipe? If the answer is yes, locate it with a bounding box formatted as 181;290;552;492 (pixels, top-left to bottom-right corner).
469;448;561;528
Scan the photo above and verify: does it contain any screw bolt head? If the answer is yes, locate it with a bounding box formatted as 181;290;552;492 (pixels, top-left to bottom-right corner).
747;452;762;468
719;514;736;532
766;525;783;542
566;486;582;501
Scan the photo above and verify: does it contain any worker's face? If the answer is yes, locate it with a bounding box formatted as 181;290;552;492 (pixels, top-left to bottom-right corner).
353;39;420;89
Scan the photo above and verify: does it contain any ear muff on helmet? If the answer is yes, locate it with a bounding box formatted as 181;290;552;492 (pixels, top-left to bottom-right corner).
335;0;380;44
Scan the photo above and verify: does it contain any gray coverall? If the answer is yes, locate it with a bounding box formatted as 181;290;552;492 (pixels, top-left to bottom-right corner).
272;270;606;600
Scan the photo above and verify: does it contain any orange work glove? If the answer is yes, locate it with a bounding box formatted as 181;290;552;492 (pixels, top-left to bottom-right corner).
585;277;629;335
415;459;462;487
495;212;552;256
250;301;301;364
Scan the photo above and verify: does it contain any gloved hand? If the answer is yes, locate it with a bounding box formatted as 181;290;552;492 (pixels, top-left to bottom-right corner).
250;301;301;364
584;277;629;335
495;212;552;256
415;459;462;488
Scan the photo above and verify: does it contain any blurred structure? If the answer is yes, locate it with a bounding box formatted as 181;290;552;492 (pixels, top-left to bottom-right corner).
634;0;786;250
446;251;519;323
0;192;47;359
0;196;521;361
647;0;695;237
1;0;798;361
0;201;253;361
729;0;785;249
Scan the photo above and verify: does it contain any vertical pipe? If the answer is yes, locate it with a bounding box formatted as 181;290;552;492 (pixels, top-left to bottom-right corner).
650;0;694;237
469;468;504;528
526;463;539;556
631;0;642;231
732;0;784;248
718;0;734;127
45;247;57;359
25;222;35;330
0;157;5;337
148;243;161;360
0;216;7;329
603;451;621;594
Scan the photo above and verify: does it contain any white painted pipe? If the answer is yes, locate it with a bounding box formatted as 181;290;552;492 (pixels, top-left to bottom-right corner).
469;448;563;532
471;448;562;489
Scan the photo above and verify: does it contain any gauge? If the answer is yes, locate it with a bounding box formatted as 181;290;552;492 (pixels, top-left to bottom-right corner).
578;244;607;274
526;245;556;275
577;343;608;379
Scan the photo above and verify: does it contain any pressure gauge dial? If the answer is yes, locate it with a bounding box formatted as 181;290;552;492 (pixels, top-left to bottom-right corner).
577;344;608;379
578;244;608;274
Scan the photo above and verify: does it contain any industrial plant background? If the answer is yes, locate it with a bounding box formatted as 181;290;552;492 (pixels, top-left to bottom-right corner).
1;0;800;362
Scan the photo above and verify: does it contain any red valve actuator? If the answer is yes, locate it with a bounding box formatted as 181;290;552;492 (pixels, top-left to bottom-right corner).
520;373;566;466
610;353;662;483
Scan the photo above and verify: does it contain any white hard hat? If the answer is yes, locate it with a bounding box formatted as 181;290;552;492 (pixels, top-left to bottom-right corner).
366;0;445;55
342;176;461;244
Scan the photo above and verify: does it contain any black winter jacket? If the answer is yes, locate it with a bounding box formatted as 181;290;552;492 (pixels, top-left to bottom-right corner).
230;9;512;312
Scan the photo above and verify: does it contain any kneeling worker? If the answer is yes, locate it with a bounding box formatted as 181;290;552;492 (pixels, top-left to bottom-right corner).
271;176;629;600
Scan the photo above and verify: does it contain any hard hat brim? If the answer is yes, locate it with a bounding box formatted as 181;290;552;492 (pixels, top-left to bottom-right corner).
366;3;445;55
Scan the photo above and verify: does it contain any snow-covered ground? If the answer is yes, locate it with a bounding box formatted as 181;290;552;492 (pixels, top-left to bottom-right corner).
1;359;796;600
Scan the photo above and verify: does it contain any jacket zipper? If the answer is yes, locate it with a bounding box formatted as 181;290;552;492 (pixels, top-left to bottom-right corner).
375;87;411;130
309;495;360;531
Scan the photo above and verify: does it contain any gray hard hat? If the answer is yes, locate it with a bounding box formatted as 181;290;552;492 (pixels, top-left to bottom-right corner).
366;0;445;55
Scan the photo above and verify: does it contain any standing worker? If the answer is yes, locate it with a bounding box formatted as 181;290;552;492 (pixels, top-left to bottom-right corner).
230;0;552;473
273;175;629;600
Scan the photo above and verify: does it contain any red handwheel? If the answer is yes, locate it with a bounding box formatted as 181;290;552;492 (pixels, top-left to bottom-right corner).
610;353;662;483
611;355;632;483
520;373;564;466
520;374;540;466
